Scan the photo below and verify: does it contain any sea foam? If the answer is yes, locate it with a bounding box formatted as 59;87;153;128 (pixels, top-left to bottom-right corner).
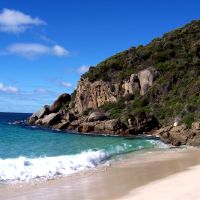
0;150;108;183
0;140;168;183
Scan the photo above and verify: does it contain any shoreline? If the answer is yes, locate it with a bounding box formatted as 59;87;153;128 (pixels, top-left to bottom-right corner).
1;148;200;200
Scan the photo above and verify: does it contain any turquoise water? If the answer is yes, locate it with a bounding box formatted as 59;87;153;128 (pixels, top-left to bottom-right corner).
0;112;167;183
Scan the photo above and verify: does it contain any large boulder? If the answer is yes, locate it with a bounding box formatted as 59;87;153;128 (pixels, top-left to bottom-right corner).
28;116;38;124
35;119;42;125
128;113;159;134
88;112;107;122
63;112;78;122
78;122;95;133
49;93;71;113
104;119;125;131
33;105;50;119
28;105;50;124
42;113;61;126
53;121;70;130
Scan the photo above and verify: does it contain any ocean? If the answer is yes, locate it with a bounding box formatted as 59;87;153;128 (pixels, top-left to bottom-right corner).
0;112;167;184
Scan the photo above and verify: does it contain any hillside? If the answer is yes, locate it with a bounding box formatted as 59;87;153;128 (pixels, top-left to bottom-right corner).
28;20;200;146
80;20;200;127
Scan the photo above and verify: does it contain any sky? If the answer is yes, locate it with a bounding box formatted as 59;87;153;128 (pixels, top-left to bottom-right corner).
0;0;200;113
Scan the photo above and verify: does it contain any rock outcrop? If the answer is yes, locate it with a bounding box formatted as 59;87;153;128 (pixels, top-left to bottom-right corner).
155;123;200;146
137;67;158;95
49;93;71;113
42;113;61;126
74;67;158;114
74;79;117;113
122;67;158;96
28;105;50;124
127;112;159;134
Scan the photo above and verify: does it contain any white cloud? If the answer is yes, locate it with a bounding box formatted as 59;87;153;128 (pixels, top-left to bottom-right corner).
0;83;18;93
0;8;45;33
4;43;69;58
52;45;69;57
60;82;73;88
6;43;49;58
77;65;89;73
34;87;50;95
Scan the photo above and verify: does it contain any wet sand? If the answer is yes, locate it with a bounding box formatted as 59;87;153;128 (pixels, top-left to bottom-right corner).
1;148;200;200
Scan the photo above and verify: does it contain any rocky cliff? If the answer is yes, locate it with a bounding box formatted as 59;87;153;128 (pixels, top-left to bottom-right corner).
28;20;200;146
74;67;158;114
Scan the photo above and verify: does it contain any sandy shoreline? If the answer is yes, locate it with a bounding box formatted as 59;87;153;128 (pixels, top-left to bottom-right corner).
1;148;200;200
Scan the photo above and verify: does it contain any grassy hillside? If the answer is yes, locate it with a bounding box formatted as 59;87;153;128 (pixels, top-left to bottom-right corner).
82;20;200;127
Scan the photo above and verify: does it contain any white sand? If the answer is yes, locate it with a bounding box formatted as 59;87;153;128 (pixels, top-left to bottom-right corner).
118;165;200;200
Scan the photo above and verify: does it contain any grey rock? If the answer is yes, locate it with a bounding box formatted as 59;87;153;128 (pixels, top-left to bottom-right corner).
88;112;107;122
42;113;61;126
31;105;50;119
53;121;70;130
104;119;125;131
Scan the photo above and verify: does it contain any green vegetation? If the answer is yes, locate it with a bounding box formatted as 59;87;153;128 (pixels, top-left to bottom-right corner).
81;20;200;127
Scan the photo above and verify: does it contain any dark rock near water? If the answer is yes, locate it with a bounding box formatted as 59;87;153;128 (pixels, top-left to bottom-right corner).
31;105;50;119
78;123;95;133
35;119;42;125
28;105;50;124
128;112;159;134
155;124;200;146
104;119;125;131
42;113;61;126
28;116;38;124
53;121;70;130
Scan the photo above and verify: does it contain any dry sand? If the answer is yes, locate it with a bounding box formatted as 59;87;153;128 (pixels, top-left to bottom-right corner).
117;164;200;200
1;148;200;200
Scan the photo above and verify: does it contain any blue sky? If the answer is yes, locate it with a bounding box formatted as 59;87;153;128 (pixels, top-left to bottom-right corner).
0;0;200;113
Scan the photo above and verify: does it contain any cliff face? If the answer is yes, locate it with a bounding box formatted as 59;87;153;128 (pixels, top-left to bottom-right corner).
74;79;117;114
75;67;159;114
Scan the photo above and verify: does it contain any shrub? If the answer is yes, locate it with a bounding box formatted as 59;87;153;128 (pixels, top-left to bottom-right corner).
181;114;195;128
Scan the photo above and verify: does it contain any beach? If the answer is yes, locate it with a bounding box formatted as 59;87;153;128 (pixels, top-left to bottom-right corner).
1;148;200;200
118;164;200;200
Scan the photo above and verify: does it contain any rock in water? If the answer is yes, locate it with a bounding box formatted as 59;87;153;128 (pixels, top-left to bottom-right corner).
53;121;70;130
28;105;50;124
28;116;38;124
42;113;61;126
32;105;50;119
